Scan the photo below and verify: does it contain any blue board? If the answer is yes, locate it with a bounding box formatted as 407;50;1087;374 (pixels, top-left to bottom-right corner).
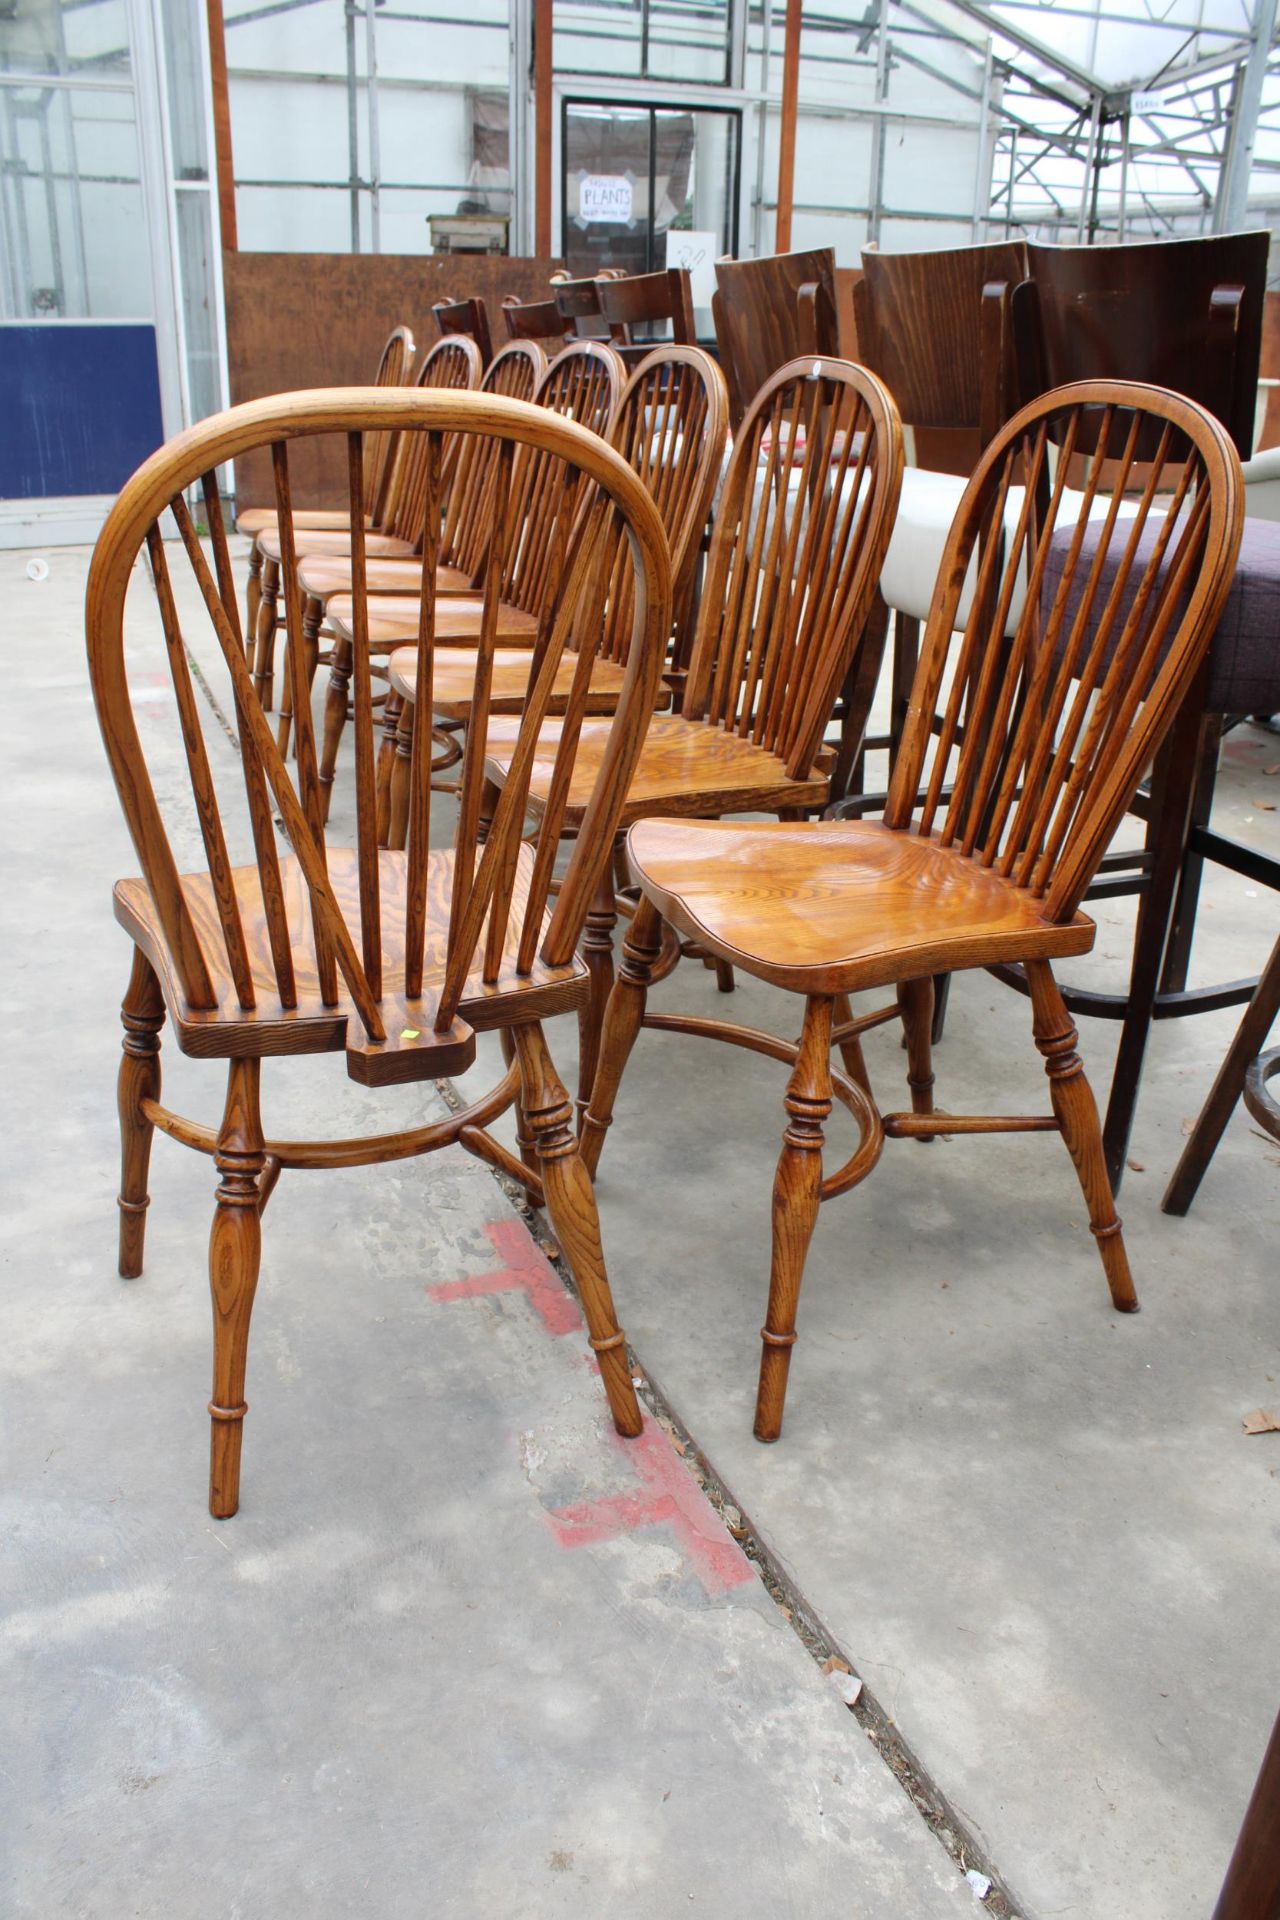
0;322;165;498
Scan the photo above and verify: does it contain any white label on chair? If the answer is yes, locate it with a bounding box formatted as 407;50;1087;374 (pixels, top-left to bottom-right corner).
580;175;633;223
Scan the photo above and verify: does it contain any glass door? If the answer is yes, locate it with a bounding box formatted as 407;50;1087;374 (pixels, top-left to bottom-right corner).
560;97;739;329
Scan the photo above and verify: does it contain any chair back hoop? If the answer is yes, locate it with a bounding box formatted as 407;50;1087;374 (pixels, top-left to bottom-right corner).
551;276;619;342
681;354;904;780
433;295;494;367
596;344;729;666
598;267;696;346
854;240;1027;447
713;249;839;426
1013;232;1268;461
884;377;1244;923
364;322;417;522
86;389;672;1076
381;334;484;540
440;340;549;577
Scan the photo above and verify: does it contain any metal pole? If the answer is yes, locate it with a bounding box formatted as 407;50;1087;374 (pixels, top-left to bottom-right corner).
345;0;360;250
1077;95;1100;241
867;0;889;246
1005;122;1018;236
1117;108;1130;238
972;34;993;239
1215;0;1278;231
364;0;381;252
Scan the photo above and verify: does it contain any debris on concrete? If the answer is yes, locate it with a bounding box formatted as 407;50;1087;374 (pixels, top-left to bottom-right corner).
1243;1408;1280;1434
966;1869;992;1899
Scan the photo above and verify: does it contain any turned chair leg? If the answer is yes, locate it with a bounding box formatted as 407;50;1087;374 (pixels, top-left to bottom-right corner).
245;545;263;660
117;947;165;1279
376;691;404;844
500;1029;541;1188
755;995;834;1443
832;992;872;1099
278;594;324;757
581;892;664;1179
208;1057;266;1519
252;555;280;711
1026;960;1139;1314
512;1022;642;1438
388;699;415;851
578;865;619;1134
898;975;936;1142
318;636;354;823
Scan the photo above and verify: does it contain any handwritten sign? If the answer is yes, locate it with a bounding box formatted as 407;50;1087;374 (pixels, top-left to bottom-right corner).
580;174;633;223
665;228;718;307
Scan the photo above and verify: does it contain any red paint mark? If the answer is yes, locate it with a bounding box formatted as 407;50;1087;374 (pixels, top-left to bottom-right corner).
426;1218;583;1337
549;1423;754;1597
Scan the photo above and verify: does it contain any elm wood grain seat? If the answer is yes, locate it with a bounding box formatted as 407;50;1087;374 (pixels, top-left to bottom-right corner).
712;249;838;429
484;355;905;1124
91;385;671;1519
251;334;483;714
379;344;730;845
433;294;493;366
238;323;414;641
582;379;1244;1441
1161;924;1280;1213
314;341;626;818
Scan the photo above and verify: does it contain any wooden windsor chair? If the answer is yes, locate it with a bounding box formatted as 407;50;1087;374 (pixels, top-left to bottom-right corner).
314;341;627;820
251;333;483;715
482;355;905;1129
91;386;672;1519
502;293;575;351
597;268;697;358
379;344;729;847
712;249;838;429
237;323;414;644
583;379;1244;1442
433;294;494;366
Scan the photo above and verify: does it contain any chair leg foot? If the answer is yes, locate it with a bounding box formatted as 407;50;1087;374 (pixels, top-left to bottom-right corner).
207;1058;265;1518
581;893;662;1179
513;1022;642;1439
755;996;833;1442
1027;961;1138;1314
898;975;936;1143
117;948;165;1278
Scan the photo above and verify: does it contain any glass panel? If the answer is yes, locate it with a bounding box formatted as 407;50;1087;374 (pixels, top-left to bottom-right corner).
555;0;731;85
0;0;131;79
174;187;220;420
0;81;150;317
161;0;210;182
562;99;737;315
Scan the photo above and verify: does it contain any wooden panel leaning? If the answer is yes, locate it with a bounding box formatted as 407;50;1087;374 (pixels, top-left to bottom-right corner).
380;343;730;848
582;378;1244;1442
89;385;672;1518
482;354;905;1127
238;322;414;645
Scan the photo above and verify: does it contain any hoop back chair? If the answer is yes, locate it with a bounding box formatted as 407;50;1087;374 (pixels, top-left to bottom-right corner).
316;341;626;814
583;379;1243;1440
713;249;838;427
433;294;494;366
90;387;672;1519
239;323;414;637
252;333;483;711
503;293;574;350
483;354;905;1122
380;344;730;843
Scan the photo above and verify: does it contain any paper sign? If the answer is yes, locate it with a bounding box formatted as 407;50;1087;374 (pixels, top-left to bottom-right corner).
666;228;718;307
580;174;633;223
1131;90;1168;116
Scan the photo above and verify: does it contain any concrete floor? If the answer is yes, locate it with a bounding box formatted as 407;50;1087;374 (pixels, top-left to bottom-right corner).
4;538;1279;1917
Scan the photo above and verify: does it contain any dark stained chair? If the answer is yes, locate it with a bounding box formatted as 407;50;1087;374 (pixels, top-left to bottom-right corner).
89;386;671;1518
712;249;838;427
598;268;697;357
1007;229;1274;1182
433;295;494;367
502;293;574;351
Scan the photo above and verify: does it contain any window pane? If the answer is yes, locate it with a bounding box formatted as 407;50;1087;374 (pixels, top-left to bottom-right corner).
0;0;131;78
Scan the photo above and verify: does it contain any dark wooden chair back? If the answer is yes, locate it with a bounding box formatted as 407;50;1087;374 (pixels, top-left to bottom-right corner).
682;354;904;778
502;294;573;350
594;344;729;666
86;389;671;1085
433;295;494;367
1014;233;1269;460
854;241;1027;465
598;268;697;349
442;340;548;581
552;275;617;343
885;379;1243;921
712;249;839;426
